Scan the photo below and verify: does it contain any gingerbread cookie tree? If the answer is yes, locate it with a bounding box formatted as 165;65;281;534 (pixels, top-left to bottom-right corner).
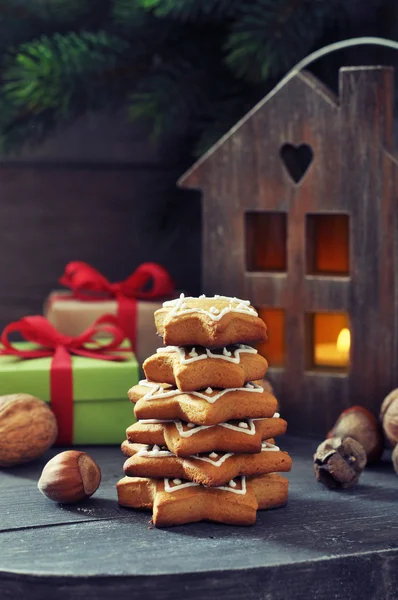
117;294;292;526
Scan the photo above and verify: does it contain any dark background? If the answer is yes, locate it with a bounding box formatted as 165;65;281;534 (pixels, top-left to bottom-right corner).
0;114;202;330
1;5;398;329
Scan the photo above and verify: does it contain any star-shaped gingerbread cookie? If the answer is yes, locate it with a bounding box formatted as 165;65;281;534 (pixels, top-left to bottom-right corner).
129;380;278;425
143;344;268;391
124;415;287;456
122;441;292;486
117;473;289;526
155;294;267;347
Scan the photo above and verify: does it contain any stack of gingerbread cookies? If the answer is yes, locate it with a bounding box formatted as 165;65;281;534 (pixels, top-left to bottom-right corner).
117;294;292;526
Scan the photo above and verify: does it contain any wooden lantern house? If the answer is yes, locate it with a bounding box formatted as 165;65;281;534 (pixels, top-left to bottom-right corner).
179;66;398;436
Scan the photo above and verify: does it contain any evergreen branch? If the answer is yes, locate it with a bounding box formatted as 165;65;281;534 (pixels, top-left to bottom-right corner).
1;31;135;141
128;58;212;140
113;0;147;24
0;1;112;54
0;0;391;158
137;0;241;20
112;0;176;56
225;0;339;82
193;79;264;155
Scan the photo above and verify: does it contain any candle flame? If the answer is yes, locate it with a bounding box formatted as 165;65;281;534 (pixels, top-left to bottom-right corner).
337;328;350;353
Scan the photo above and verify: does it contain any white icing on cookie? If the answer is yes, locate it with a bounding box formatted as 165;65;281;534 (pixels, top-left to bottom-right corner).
174;420;257;438
162;293;258;320
156;344;258;365
139;442;279;472
136;445;174;457
156;346;207;364
261;441;280;452
164;479;199;493
138;416;281;438
216;477;247;495
174;422;212;437
219;420;257;436
163;476;247;495
193;452;234;467
137;380;264;404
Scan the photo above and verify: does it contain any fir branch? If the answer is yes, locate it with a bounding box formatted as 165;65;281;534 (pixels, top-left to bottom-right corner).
137;0;240;20
112;0;175;54
225;0;339;82
0;1;112;53
128;57;211;141
2;31;134;125
193;79;264;155
113;0;146;25
0;0;392;157
127;27;233;144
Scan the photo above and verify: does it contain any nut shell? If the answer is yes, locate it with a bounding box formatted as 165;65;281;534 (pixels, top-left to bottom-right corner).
380;389;398;447
328;405;383;463
38;450;101;503
392;445;398;475
314;436;367;489
0;394;58;467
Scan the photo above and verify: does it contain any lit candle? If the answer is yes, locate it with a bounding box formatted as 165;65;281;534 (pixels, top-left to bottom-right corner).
314;328;350;367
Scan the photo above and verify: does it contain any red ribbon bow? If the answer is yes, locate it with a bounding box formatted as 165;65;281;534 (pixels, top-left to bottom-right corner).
0;315;129;445
59;262;175;349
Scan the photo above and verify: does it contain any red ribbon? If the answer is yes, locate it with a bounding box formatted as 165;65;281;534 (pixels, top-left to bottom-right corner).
59;262;175;349
0;315;129;446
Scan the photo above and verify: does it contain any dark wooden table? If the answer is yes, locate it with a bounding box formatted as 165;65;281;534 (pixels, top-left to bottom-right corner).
1;436;397;600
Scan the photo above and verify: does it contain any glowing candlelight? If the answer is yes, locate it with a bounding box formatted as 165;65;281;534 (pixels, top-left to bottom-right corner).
314;328;350;367
337;328;350;355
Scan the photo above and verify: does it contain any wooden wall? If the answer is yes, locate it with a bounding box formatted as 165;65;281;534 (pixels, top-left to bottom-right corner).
0;113;201;330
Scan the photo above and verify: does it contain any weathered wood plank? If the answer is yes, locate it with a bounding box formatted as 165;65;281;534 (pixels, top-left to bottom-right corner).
340;68;397;412
0;114;160;165
179;67;398;436
0;438;397;600
0;165;201;331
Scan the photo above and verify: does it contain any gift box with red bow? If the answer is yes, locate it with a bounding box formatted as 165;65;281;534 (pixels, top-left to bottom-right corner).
44;262;176;368
0;315;139;445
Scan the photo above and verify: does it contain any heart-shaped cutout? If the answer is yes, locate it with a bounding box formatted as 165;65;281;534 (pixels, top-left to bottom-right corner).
280;143;314;184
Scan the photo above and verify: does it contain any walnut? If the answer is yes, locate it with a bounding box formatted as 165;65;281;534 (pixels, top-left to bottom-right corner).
380;389;398;447
0;394;58;467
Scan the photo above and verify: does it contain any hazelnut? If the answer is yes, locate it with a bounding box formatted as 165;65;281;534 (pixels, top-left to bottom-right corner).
0;394;58;467
392;445;398;475
328;406;383;463
38;451;101;503
380;389;398;447
314;436;367;489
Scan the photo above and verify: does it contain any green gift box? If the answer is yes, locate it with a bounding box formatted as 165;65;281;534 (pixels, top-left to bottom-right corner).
0;342;139;445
